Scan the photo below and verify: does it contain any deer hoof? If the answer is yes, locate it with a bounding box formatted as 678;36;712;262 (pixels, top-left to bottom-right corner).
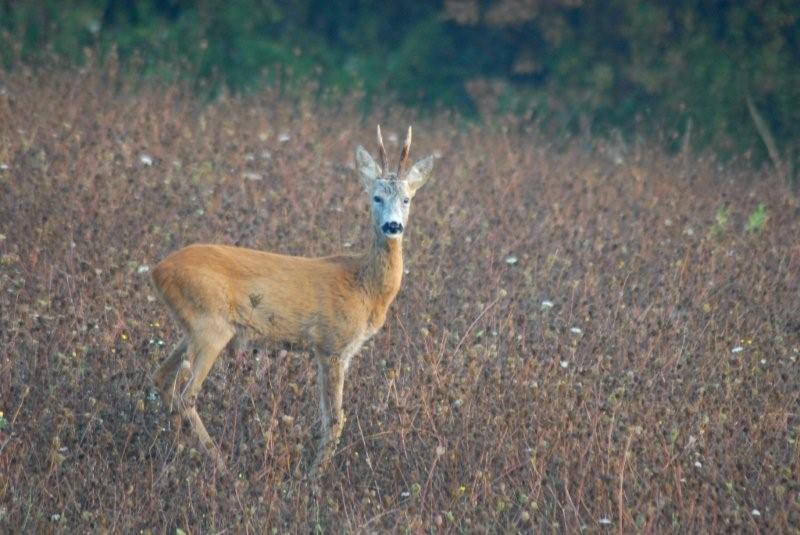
310;447;335;479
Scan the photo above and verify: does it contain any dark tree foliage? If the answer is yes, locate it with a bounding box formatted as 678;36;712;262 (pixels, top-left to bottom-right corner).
1;0;798;163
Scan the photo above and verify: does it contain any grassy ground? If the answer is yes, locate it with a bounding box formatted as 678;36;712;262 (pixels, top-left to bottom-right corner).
1;69;798;533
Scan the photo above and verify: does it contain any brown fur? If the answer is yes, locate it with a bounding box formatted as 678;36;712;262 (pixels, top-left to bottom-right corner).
153;236;402;354
151;228;403;473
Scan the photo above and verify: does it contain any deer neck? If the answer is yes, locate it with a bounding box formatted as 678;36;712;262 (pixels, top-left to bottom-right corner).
359;227;403;306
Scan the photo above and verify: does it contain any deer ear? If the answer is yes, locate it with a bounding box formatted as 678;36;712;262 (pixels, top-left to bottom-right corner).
356;145;381;190
405;155;434;194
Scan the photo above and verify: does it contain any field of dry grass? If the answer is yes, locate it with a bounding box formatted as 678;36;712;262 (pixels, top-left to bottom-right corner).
1;68;798;533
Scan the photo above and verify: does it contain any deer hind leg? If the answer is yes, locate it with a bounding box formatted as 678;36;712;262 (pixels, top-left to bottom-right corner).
153;336;188;411
310;355;346;477
178;317;235;470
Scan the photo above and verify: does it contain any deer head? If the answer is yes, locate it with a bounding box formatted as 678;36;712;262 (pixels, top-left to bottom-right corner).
356;125;434;239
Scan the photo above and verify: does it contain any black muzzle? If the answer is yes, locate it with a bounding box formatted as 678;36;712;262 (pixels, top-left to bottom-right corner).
382;221;403;235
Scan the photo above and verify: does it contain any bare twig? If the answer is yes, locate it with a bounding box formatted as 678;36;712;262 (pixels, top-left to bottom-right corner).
618;430;634;535
11;386;30;427
451;294;502;357
681;117;692;157
681;117;692;176
747;95;785;181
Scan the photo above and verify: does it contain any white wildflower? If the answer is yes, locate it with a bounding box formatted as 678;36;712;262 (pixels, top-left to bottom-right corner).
731;346;744;353
137;265;150;274
570;327;583;335
751;509;761;517
505;255;518;265
599;517;612;525
560;360;569;368
278;132;290;143
541;300;554;310
139;154;153;166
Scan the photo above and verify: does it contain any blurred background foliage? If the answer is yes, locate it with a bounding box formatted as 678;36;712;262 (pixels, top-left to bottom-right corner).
1;0;798;167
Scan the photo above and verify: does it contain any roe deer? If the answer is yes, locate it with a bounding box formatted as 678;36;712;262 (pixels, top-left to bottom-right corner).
151;126;434;476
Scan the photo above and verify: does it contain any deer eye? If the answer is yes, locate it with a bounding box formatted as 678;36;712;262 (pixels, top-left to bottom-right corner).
403;197;410;205
373;195;383;204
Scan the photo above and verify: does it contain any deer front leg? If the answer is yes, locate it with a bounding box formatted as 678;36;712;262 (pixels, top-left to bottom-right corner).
310;355;346;477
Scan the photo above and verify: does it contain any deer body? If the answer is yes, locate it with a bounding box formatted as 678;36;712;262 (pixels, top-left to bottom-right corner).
152;126;432;475
154;238;402;356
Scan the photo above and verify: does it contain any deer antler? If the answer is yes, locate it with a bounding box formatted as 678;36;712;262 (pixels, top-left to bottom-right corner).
397;126;412;178
376;125;389;177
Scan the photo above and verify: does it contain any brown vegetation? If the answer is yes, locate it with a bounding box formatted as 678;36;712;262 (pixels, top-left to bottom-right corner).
0;69;798;532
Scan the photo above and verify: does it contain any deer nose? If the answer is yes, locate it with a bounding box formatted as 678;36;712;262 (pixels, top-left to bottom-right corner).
382;221;403;235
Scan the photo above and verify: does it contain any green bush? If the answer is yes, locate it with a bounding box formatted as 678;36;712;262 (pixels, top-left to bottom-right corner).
1;0;797;167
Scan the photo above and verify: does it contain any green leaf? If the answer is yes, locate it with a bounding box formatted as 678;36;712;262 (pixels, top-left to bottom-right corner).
746;203;767;232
